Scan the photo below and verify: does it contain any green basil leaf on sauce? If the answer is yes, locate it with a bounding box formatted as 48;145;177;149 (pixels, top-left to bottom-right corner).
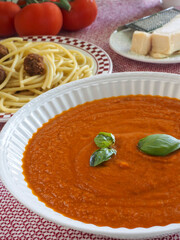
138;134;180;156
90;148;117;167
94;132;115;148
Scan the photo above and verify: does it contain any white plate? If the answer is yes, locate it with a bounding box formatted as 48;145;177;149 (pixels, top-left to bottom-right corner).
0;35;113;122
1;72;180;239
109;29;180;64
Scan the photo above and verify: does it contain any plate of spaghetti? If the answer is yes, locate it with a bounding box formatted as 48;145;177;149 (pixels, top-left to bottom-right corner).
0;35;112;121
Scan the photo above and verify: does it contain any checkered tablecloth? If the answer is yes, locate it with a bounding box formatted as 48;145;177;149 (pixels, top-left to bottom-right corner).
1;0;180;239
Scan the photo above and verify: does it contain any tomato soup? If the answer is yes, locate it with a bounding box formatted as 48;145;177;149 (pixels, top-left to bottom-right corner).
22;95;180;228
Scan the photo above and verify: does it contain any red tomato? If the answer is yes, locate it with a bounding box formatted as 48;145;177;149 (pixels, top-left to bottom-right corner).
0;2;21;37
62;0;97;31
14;2;63;36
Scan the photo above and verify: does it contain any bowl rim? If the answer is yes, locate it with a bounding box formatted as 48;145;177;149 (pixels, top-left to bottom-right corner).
1;71;180;239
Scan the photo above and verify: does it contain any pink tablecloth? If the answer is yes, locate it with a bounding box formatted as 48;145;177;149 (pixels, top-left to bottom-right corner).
1;0;180;239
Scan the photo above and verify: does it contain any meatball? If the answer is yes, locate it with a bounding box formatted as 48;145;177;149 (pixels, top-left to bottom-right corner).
0;44;9;59
0;65;6;84
24;53;45;76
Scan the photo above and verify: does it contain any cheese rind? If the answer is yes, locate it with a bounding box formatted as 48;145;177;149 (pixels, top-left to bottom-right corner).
131;31;152;56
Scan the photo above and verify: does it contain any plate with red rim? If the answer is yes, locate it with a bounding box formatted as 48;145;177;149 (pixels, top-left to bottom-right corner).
0;35;113;122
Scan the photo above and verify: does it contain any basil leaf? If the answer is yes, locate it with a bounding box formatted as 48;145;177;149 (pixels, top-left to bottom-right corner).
138;134;180;156
90;148;117;167
94;132;115;148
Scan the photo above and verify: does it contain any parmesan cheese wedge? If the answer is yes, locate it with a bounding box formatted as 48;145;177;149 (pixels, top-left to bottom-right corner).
131;31;152;55
151;14;180;56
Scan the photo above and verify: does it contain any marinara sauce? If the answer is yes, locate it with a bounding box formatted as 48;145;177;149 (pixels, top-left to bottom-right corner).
22;95;180;228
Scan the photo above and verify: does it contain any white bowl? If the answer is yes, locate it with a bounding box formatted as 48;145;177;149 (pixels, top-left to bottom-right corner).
1;72;180;239
161;0;180;8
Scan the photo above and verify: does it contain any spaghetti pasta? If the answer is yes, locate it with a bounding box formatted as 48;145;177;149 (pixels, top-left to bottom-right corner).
0;37;94;113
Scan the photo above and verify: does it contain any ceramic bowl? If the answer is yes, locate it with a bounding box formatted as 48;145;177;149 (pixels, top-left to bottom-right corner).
1;72;180;239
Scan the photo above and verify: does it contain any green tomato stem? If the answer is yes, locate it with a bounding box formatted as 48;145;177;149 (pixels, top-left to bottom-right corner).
54;0;71;11
23;0;71;11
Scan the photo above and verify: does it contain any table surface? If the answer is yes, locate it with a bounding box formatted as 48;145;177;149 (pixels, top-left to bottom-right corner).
1;0;180;239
